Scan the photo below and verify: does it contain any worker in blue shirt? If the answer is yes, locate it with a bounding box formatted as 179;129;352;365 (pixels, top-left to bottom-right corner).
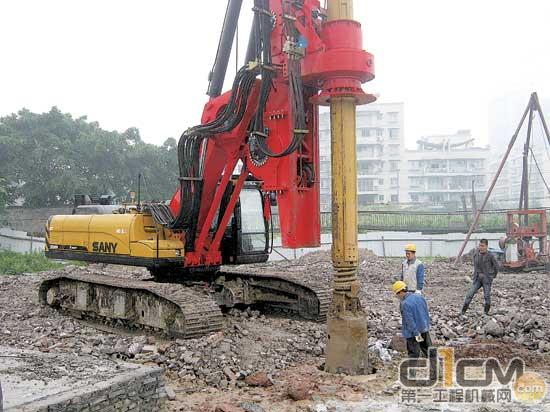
400;244;425;294
392;280;434;359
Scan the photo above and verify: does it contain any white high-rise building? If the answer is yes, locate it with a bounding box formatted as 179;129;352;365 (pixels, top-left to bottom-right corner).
489;92;550;156
318;102;406;210
405;130;490;206
488;93;550;208
318;105;494;210
489;148;550;208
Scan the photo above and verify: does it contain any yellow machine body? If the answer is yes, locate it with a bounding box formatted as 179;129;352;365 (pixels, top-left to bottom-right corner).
45;212;184;266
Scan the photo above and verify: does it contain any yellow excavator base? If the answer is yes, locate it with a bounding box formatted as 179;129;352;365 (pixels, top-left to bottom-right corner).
45;212;185;267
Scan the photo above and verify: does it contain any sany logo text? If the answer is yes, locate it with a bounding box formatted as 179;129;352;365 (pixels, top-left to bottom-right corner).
92;241;118;254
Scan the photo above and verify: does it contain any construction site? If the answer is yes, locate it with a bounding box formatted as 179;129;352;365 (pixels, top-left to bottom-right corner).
0;250;548;411
1;0;550;411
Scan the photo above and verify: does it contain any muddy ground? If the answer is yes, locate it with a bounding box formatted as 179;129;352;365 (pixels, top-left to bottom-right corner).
0;251;549;411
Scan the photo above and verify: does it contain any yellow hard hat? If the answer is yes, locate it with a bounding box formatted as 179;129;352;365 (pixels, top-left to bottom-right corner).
392;281;407;294
405;243;416;252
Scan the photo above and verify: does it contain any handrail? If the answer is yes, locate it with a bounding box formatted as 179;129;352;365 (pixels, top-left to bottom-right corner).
271;208;550;234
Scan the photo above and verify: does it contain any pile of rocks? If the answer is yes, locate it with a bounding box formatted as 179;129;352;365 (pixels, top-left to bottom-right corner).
0;250;548;393
0;271;330;389
118;311;327;389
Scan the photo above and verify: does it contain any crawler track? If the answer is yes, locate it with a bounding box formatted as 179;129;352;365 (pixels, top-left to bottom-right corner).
39;273;223;339
216;269;332;321
39;268;332;340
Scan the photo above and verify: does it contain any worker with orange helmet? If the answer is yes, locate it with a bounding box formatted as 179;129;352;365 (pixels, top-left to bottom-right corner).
401;243;425;294
392;280;434;360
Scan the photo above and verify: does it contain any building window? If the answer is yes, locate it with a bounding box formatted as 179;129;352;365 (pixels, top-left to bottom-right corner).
377;128;383;137
389;128;399;139
391;177;398;187
358;179;374;192
428;177;444;190
411;194;419;202
468;159;484;171
428;160;446;171
379;195;384;201
389;160;399;171
378;179;384;185
388;112;399;123
391;194;399;202
357;160;368;175
409;177;423;189
408;160;421;171
359;128;371;137
357;144;376;157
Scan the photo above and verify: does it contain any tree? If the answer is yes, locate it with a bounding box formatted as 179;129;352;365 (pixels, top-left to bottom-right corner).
0;177;7;214
0;107;178;207
123;127;142;145
162;137;177;151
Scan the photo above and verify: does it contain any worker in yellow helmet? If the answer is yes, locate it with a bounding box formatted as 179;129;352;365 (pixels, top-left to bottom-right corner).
392;281;434;362
401;244;425;294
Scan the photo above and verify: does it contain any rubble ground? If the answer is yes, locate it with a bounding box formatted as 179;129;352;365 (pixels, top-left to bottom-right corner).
0;250;549;411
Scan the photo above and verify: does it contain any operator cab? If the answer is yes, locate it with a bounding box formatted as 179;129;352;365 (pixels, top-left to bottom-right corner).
72;193;118;215
73;205;121;215
220;183;270;265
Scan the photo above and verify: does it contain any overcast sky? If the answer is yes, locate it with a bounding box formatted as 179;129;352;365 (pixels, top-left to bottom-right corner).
2;0;550;148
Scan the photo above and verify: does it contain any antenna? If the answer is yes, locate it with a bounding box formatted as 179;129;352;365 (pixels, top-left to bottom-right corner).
137;173;142;212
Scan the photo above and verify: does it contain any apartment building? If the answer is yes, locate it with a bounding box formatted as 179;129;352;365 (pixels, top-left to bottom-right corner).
488;93;550;208
318;102;406;210
405;130;489;205
489;148;550;208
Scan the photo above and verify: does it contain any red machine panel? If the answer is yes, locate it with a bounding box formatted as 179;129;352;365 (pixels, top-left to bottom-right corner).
170;0;375;261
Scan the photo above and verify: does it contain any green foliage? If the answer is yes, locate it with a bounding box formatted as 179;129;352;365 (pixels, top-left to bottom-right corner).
0;177;6;212
0;250;64;275
0;107;179;206
0;177;6;226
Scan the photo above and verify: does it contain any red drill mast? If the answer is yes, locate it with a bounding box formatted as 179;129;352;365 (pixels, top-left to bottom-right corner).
167;0;374;268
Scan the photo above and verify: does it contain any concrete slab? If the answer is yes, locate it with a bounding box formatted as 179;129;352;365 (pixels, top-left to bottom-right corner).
0;346;165;411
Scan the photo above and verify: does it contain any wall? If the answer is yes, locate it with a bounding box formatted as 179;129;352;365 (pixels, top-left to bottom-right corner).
1;226;503;260
4;207;72;235
4;364;166;412
0;228;46;253
270;231;504;260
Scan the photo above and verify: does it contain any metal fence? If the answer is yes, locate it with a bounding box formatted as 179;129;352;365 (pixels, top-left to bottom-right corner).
273;208;550;234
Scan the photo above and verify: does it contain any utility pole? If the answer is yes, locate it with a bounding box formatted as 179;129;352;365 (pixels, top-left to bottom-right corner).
471;180;477;216
471;179;477;229
519;104;534;226
455;92;550;262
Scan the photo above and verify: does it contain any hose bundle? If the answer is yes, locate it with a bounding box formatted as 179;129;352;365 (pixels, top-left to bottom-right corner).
165;0;307;251
169;65;260;249
249;0;308;164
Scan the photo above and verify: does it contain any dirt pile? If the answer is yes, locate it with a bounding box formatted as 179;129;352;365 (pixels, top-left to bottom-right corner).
0;251;549;404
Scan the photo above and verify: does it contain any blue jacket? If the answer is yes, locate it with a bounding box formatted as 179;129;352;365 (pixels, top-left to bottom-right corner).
400;292;430;338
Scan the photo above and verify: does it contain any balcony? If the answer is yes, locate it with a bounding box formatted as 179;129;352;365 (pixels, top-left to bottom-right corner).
358;133;384;141
407;167;486;176
358;187;380;194
357;153;382;160
358;169;383;176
